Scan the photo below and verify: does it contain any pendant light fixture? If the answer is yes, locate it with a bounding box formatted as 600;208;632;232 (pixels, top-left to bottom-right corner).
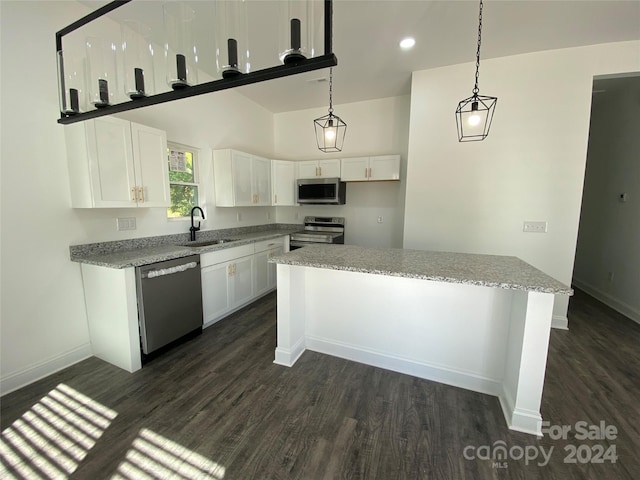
56;0;338;125
314;67;347;152
455;0;497;142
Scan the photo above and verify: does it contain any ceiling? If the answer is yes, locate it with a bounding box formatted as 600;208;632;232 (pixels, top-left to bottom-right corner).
77;0;640;113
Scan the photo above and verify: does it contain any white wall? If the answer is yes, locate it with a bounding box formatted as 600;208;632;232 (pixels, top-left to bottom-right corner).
274;95;410;247
573;77;640;323
403;41;640;324
0;0;275;394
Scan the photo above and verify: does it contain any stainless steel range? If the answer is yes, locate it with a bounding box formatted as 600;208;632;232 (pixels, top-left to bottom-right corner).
290;216;345;250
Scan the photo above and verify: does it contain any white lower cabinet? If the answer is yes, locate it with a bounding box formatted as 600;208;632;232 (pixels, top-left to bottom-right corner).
201;262;231;323
254;238;285;297
231;255;254;308
201;236;287;327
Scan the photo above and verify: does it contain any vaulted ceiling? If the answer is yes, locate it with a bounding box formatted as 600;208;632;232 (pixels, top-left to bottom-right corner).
77;1;640;112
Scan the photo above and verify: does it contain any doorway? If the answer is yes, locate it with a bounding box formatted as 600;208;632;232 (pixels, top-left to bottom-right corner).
572;73;640;324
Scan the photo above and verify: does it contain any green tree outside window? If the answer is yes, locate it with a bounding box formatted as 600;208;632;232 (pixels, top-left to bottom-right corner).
167;146;199;218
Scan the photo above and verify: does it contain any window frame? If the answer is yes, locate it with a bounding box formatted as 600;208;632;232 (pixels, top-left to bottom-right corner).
166;142;201;220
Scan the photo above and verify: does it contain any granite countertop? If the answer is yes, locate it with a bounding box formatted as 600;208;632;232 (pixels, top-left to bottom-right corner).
270;244;573;295
71;226;299;269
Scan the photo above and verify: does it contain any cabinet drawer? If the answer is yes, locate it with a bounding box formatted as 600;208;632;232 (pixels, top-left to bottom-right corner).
254;237;285;253
200;244;254;267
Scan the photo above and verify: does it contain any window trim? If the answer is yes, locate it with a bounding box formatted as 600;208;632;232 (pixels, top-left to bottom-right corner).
167;142;201;220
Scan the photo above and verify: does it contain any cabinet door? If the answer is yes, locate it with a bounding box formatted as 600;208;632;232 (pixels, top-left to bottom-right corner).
89;117;137;207
253;250;270;297
318;159;341;178
232;151;254;206
201;262;231;326
369;155;400;181
297;161;319;179
252;156;272;206
267;247;283;290
131;123;170;207
231;256;254;308
271;160;296;206
340;157;369;181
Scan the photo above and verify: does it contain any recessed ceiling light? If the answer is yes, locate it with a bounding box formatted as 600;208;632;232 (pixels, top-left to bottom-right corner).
399;37;416;50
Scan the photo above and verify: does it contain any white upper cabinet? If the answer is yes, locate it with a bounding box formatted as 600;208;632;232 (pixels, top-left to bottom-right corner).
340;157;369;182
340;155;400;182
271;160;296;206
130;123;171;207
65;117;169;208
213;149;272;207
297;159;341;179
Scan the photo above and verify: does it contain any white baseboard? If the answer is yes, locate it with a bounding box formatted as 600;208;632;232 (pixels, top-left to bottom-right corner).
572;278;640;325
498;385;543;436
274;337;305;367
305;335;502;397
551;315;569;330
0;343;93;396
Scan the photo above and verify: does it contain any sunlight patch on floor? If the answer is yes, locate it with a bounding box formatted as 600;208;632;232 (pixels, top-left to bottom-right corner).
0;384;117;479
111;428;225;480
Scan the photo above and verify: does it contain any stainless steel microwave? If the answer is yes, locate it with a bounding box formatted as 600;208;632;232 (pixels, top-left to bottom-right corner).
296;177;346;205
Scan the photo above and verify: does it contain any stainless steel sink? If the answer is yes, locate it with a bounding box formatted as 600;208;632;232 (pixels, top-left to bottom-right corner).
179;239;238;248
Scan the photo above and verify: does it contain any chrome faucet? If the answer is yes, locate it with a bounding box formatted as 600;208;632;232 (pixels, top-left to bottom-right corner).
189;206;205;241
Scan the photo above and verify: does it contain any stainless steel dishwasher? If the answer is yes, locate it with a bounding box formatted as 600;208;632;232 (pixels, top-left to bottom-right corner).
135;255;203;356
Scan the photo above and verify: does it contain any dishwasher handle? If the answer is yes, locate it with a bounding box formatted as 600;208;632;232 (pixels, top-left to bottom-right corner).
143;261;198;279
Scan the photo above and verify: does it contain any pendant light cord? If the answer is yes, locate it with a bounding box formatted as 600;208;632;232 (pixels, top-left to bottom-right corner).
328;67;334;115
473;0;483;96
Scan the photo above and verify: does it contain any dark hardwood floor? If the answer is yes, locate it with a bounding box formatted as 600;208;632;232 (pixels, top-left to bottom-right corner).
1;289;639;479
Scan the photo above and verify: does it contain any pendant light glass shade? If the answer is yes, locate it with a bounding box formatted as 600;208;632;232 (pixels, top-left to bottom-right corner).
86;37;118;108
163;2;198;89
214;0;250;78
57;50;84;115
121;20;155;99
314;68;346;152
455;0;497;142
278;0;319;64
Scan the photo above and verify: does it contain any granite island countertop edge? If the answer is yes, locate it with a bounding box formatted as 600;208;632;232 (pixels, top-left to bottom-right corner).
270;246;573;296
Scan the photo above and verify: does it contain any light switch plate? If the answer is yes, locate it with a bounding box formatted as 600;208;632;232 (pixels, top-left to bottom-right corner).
523;221;547;233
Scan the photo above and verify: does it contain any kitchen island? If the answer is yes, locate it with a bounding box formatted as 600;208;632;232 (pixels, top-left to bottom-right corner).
269;245;573;436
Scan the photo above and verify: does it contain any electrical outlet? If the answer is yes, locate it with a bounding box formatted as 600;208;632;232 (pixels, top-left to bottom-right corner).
266;211;271;221
237;212;242;222
377;216;384;224
117;217;136;231
607;271;614;283
523;221;547;233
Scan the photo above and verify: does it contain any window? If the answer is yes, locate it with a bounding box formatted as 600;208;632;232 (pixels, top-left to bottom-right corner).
167;143;199;218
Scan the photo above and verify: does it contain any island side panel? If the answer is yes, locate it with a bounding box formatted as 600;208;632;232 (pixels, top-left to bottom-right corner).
81;264;142;373
301;267;513;396
274;264;306;366
501;290;555;436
